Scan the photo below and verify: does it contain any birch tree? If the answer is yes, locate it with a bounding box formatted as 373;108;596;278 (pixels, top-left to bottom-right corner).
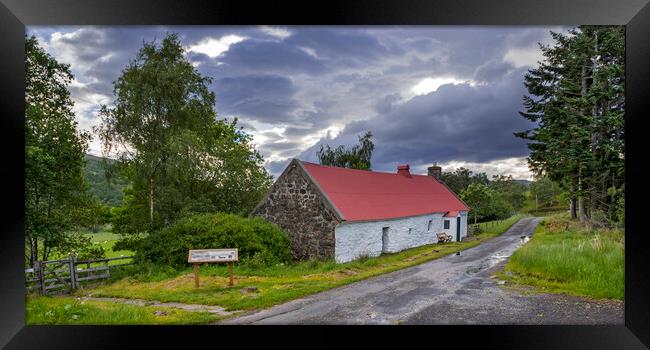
97;34;271;234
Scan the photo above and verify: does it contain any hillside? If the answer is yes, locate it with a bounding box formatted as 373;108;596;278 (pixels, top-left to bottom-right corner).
84;154;127;207
514;179;532;187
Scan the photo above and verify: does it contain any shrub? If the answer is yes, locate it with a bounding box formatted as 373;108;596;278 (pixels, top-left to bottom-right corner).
132;213;292;269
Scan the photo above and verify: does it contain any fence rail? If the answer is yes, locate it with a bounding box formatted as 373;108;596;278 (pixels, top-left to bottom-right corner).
25;255;134;295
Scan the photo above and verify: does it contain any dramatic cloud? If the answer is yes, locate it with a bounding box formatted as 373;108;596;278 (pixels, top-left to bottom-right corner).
214;74;299;122
28;25;568;180
186;34;246;58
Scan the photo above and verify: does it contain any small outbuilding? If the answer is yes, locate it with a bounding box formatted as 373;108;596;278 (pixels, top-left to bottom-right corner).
251;159;469;263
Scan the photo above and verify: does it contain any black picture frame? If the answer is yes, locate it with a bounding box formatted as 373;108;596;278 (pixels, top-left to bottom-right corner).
1;0;649;349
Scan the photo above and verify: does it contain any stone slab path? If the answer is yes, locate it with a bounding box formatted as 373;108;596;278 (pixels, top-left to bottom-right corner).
79;296;235;316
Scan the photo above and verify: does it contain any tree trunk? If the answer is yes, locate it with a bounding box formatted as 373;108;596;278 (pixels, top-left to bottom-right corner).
578;51;590;224
589;30;599;222
570;180;577;219
578;169;587;223
33;238;38;265
149;177;154;224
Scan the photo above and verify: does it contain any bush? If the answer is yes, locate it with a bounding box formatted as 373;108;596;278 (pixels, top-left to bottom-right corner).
53;232;106;261
131;213;292;269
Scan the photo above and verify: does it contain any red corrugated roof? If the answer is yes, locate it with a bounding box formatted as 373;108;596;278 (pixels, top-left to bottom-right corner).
301;161;469;222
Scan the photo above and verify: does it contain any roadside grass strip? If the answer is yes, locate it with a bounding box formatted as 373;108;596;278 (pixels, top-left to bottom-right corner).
499;214;624;300
26;295;223;325
72;214;526;313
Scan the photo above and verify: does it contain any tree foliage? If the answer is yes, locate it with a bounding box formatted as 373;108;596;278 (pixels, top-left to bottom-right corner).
317;131;375;170
25;36;96;265
515;26;624;224
438;167;489;195
96;33;272;235
126;213;292;268
529;176;562;208
488;175;527;211
460;183;513;224
84;154;127;207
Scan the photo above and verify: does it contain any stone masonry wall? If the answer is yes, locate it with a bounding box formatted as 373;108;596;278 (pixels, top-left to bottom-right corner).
252;163;340;261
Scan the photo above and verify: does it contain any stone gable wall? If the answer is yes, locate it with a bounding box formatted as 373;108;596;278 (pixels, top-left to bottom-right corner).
252;163;339;260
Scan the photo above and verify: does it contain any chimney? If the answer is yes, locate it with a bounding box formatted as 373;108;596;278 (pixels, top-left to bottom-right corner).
397;164;411;177
427;163;442;179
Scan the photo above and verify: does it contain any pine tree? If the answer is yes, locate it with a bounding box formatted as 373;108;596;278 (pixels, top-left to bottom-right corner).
516;26;624;224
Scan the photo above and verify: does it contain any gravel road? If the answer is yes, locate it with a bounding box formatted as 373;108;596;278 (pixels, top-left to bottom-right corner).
221;217;623;325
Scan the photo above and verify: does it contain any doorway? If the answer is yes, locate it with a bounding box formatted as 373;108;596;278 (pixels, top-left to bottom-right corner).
456;217;461;242
382;227;389;253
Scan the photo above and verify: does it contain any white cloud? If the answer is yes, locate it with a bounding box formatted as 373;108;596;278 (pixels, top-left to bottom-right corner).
186;34;246;58
435;157;533;180
299;46;318;58
503;45;543;68
411;76;472;96
259;26;292;39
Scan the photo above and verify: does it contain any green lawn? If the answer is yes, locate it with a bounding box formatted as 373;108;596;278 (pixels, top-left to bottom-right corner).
75;214;526;313
26;295;220;325
87;228;132;259
499;214;624;300
43;226;134;267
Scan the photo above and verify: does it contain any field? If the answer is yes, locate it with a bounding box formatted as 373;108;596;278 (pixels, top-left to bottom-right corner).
43;226;134;266
85;228;133;261
499;214;624;300
27;214;525;324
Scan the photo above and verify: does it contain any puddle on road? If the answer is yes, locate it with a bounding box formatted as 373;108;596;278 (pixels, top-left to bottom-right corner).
465;236;530;275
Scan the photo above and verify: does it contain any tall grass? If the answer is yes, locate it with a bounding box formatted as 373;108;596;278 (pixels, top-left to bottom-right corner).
503;214;624;300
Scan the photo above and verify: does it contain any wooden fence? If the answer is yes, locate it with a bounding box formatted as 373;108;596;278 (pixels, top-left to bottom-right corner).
25;255;134;295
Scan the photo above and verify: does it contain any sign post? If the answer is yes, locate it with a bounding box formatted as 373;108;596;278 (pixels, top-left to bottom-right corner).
193;262;199;288
188;249;238;288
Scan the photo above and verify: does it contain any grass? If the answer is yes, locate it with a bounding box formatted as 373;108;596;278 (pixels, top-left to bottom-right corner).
43;226;134;267
499;214;624;300
86;228;133;260
77;214;527;313
26;295;222;325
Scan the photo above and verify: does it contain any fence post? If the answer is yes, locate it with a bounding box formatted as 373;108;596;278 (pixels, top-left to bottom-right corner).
69;254;77;290
34;261;44;295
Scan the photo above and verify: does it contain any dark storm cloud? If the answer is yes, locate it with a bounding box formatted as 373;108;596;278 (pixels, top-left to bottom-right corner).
214;74;299;122
261;141;303;152
297;67;536;173
472;59;515;83
29;25;564;179
373;93;402;114
285;28;394;62
267;159;291;177
217;39;327;75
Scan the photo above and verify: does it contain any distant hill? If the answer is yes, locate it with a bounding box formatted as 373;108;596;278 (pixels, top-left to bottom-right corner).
84;154;128;207
514;179;532;187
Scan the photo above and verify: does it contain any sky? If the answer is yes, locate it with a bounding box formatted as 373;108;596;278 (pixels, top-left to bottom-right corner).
27;26;567;180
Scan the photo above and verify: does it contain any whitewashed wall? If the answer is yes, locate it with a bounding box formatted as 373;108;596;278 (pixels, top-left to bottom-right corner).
334;211;469;263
